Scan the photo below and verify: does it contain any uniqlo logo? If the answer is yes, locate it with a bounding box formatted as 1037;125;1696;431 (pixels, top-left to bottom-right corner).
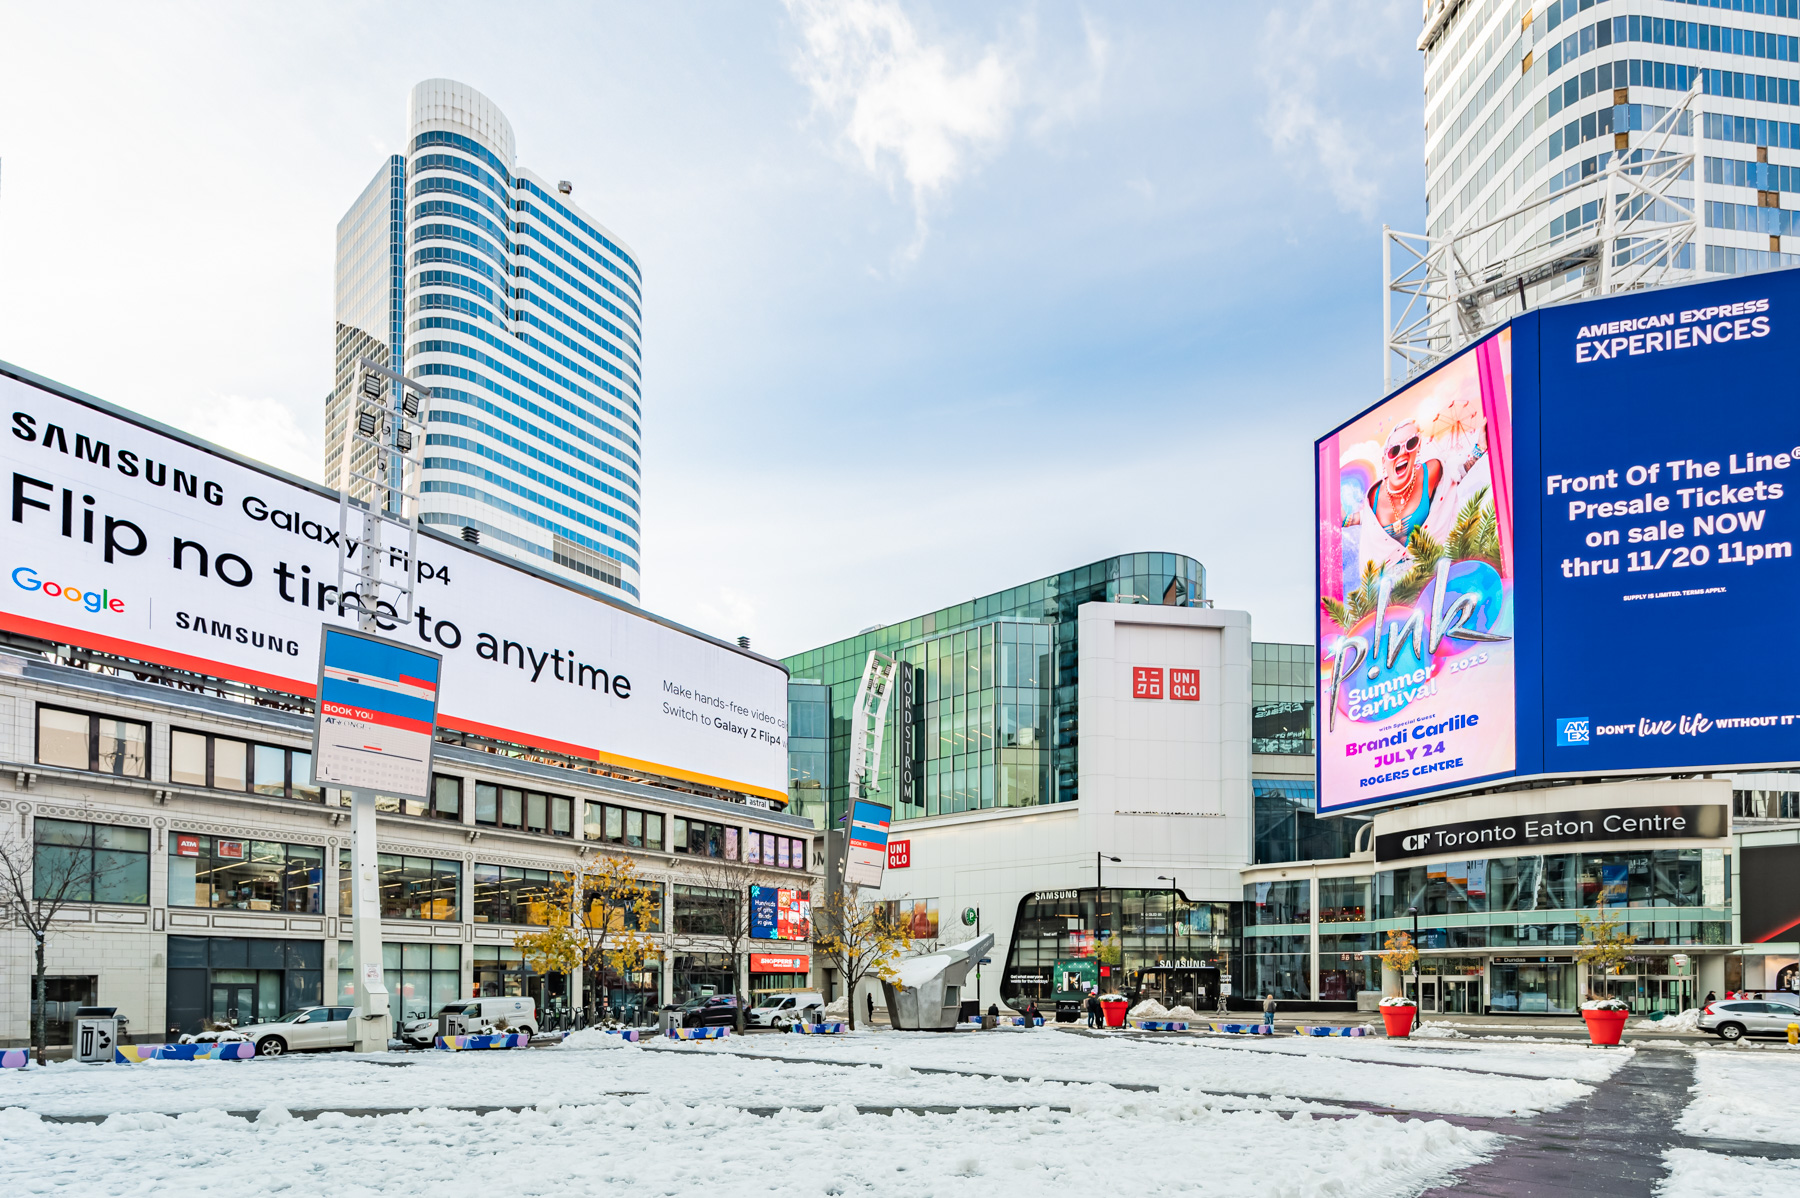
1131;667;1164;699
1169;668;1200;701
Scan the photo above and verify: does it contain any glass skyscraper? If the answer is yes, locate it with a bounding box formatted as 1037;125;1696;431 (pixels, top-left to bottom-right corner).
329;79;644;601
1422;0;1800;298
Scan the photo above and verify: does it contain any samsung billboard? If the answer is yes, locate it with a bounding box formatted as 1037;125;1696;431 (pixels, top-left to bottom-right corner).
0;363;790;802
1318;268;1800;813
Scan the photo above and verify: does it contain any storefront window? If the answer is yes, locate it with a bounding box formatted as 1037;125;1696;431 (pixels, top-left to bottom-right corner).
165;937;323;1035
1001;888;1238;1005
1248;934;1311;1001
472;864;557;925
170;835;323;912
673;884;737;935
473;944;530;996
1244;880;1310;925
673;952;736;1001
338;943;461;1021
1319;877;1371;923
33;818;149;904
336;850;460;920
1319;934;1377;999
1489;960;1579;1013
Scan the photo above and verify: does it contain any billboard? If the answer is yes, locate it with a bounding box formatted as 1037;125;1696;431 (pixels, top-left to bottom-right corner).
1318;329;1516;807
1319;267;1800;811
312;627;441;797
0;365;788;801
1740;844;1800;944
750;884;811;941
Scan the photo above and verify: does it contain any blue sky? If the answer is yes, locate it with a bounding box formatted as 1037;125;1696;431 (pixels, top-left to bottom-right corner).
0;0;1425;656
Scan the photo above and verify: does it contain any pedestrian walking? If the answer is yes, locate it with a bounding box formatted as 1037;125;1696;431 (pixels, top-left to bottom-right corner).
866;992;876;1025
1262;993;1276;1029
1703;990;1717;1007
1085;992;1101;1028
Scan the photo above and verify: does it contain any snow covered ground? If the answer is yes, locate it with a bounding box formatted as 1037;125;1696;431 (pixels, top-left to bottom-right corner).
1660;1147;1800;1198
0;1025;1665;1197
1676;1046;1800;1145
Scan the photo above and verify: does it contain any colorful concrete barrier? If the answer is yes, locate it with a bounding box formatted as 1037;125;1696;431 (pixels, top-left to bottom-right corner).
114;1043;256;1063
1202;1023;1277;1035
789;1022;847;1034
434;1034;531;1051
1;1048;30;1068
1012;1017;1045;1027
1135;1020;1190;1032
606;1029;645;1042
667;1026;731;1040
1294;1025;1370;1037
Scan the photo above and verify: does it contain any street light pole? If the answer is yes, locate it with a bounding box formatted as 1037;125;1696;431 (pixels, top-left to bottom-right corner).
1095;853;1120;995
1409;905;1421;1031
1157;875;1178;993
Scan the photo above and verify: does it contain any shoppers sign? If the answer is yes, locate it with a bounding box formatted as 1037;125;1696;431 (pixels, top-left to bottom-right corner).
750;884;811;941
1319;271;1800;812
750;953;809;973
0;368;788;801
1374;804;1727;863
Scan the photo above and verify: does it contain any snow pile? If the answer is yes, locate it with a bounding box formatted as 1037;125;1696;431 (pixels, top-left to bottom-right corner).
555;1028;635;1051
1580;998;1629;1011
1679;1051;1800;1145
1634;1008;1700;1031
1167;1005;1202;1020
1411;1023;1469;1040
1661;1148;1800;1198
822;996;849;1020
1130;999;1171;1020
895;954;949;987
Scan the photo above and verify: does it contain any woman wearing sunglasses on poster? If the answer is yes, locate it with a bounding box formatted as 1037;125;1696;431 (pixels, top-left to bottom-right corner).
1346;420;1485;554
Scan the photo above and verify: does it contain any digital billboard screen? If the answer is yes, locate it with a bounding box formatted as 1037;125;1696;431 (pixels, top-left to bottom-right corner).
1319;267;1800;812
750;884;810;941
0;365;790;802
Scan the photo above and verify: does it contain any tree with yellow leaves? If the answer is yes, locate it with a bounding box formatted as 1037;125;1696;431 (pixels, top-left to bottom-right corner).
1379;929;1419;975
1575;910;1638;1002
513;854;662;1027
813;887;911;1030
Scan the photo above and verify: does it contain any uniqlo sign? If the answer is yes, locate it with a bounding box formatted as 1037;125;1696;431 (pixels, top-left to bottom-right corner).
1169;668;1200;701
1131;667;1164;699
888;839;911;869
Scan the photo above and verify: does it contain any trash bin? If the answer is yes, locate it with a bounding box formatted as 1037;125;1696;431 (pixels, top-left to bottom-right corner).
74;1007;122;1063
1099;995;1129;1029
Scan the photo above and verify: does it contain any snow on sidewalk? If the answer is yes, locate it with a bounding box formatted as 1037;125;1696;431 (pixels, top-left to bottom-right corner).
716;1027;1604;1116
1659;1147;1800;1198
1675;1047;1800;1145
0;1093;1501;1198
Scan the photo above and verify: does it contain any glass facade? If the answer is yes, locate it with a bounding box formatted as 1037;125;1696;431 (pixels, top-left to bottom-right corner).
335;80;643;600
1000;887;1240;1006
1251;643;1315;755
1243;847;1732;1013
787;680;829;828
781;553;1207;827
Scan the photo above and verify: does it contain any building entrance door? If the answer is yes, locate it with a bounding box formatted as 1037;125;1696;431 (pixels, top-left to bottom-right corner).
1440;977;1482;1014
211;983;255;1026
1419;978;1438;1012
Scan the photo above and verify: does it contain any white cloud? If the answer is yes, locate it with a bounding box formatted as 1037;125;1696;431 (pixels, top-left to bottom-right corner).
173;394;321;482
783;0;1102;259
1258;0;1412;220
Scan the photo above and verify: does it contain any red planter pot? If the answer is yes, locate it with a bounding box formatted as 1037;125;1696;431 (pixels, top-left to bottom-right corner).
1380;1005;1417;1038
1583;1008;1630;1045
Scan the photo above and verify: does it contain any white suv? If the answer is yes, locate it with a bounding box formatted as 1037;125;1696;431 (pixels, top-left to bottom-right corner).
234;1006;356;1057
1699;999;1800;1042
750;991;825;1029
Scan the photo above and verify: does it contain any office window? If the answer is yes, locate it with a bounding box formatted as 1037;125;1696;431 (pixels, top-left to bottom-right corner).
433;774;462;820
673;884;736;935
336;850;460;921
35;706;149;778
169;834;324;913
476;781;499;825
473;864;558;924
168;728;320;801
32;818;149;904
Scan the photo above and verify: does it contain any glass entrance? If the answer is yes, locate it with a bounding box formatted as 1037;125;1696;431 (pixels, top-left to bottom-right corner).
1441;977;1482;1014
210;983;255;1026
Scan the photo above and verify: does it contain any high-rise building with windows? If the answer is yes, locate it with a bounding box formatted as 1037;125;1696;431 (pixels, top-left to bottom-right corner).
1401;0;1800;380
328;79;644;601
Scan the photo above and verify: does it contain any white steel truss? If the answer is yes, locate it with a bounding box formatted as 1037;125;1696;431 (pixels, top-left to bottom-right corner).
335;357;432;630
1385;84;1705;391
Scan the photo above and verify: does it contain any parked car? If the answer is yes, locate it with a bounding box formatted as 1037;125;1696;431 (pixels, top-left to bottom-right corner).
418;997;538;1045
680;994;744;1028
1699;999;1800;1041
750;991;824;1029
234;1006;355;1057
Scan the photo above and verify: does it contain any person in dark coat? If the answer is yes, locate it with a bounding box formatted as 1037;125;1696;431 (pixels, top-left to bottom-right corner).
1703;990;1717;1007
866;992;876;1025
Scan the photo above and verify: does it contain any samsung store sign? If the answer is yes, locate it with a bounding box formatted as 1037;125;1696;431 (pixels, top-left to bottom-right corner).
1374;804;1728;863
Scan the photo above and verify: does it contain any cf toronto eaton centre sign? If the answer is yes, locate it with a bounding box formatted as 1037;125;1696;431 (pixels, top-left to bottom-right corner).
1374;804;1728;863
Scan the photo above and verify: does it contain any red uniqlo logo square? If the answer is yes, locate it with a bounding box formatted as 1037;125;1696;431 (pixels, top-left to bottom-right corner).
1131;666;1164;699
1169;668;1200;701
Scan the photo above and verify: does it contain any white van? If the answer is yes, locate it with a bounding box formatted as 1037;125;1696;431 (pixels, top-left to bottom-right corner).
411;996;537;1045
750;991;825;1029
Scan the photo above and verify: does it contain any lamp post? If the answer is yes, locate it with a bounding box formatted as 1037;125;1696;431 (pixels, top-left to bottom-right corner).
1408;905;1421;1030
1157;875;1178;994
1095;854;1120;994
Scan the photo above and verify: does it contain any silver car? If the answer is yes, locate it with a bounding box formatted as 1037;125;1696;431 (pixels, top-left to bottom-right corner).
1699;999;1800;1042
234;1005;356;1057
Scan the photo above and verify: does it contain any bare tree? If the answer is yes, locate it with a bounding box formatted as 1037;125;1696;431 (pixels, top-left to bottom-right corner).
0;821;100;1065
671;858;784;1034
814;888;911;1031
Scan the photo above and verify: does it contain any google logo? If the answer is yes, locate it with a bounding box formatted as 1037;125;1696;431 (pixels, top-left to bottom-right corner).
11;567;125;614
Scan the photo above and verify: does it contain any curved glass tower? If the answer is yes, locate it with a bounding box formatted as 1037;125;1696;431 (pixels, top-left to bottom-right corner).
331;79;644;601
1422;0;1800;309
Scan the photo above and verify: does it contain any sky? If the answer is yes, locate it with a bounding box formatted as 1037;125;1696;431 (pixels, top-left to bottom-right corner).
0;0;1426;658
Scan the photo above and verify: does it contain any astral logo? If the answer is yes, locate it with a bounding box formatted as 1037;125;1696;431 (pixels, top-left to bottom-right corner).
1557;717;1591;747
11;567;125;614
